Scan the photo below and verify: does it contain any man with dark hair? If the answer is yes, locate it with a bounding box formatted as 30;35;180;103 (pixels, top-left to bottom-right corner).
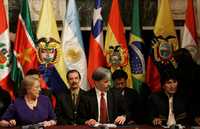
148;70;188;127
84;67;128;126
55;69;87;125
111;69;141;124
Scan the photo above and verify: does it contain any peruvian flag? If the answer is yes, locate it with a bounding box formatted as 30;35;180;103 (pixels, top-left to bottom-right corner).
181;0;198;59
0;0;13;98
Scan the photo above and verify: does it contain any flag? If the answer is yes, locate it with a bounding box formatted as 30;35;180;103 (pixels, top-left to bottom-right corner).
105;0;132;87
154;0;178;50
128;0;145;93
11;0;39;93
37;0;67;94
181;0;198;62
146;56;161;92
87;0;106;88
3;0;8;24
61;0;88;91
0;0;13;98
146;0;178;92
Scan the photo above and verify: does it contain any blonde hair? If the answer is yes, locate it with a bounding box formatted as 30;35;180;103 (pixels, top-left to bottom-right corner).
20;75;40;96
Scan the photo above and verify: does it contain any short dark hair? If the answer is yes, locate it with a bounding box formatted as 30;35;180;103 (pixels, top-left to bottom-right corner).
160;70;177;86
66;69;81;80
173;48;194;65
112;69;128;80
92;67;111;81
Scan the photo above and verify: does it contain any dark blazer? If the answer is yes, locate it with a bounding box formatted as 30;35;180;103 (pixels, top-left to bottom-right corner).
147;91;188;125
0;87;11;117
111;87;142;123
84;88;128;123
55;89;88;125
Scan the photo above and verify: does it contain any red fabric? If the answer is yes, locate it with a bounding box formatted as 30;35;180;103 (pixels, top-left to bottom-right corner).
100;92;108;123
185;0;197;42
0;0;14;99
87;34;106;88
108;0;127;48
14;17;39;75
0;0;7;34
145;56;161;92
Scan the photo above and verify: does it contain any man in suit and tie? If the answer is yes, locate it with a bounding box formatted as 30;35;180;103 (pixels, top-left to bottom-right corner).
55;69;87;125
84;67;128;126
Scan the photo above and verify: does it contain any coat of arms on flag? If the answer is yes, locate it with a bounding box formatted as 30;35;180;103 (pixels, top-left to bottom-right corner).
152;35;176;65
37;37;61;66
0;42;9;67
105;44;128;70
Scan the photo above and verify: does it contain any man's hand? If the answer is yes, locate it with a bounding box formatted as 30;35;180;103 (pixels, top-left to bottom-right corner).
85;119;97;126
195;117;200;125
152;118;162;126
114;115;126;125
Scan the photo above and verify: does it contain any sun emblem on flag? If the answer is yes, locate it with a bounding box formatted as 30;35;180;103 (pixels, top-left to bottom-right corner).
36;37;61;66
105;45;128;71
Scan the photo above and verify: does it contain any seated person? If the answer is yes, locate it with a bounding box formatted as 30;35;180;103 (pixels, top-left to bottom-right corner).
26;69;55;108
84;67;128;126
147;70;188;127
173;48;200;126
111;69;142;124
55;69;87;125
0;86;11;117
0;75;56;127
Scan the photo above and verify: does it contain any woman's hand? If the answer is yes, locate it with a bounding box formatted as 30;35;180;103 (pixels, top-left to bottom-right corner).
0;119;16;127
42;120;56;127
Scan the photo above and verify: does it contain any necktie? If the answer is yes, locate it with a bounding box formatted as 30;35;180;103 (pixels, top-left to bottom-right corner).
72;93;77;106
167;96;176;127
100;92;108;123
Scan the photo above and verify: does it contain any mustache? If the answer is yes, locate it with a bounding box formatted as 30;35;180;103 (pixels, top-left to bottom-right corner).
71;82;78;85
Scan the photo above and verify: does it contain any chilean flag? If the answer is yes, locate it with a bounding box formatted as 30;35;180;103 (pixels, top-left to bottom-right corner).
87;0;106;88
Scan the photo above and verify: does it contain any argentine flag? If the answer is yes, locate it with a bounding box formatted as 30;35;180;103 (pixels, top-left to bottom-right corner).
61;0;88;90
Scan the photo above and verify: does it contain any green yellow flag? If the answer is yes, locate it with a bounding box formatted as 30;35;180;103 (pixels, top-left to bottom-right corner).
129;0;145;92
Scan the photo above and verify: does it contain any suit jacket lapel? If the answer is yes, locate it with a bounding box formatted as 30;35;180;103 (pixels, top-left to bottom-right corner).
107;91;113;122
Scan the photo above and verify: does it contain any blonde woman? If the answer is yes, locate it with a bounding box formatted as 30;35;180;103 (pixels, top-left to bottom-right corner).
0;75;56;127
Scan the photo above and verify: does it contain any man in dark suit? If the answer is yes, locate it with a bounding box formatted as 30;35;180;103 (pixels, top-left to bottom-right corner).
55;69;87;125
84;67;128;126
147;70;188;127
111;69;142;124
